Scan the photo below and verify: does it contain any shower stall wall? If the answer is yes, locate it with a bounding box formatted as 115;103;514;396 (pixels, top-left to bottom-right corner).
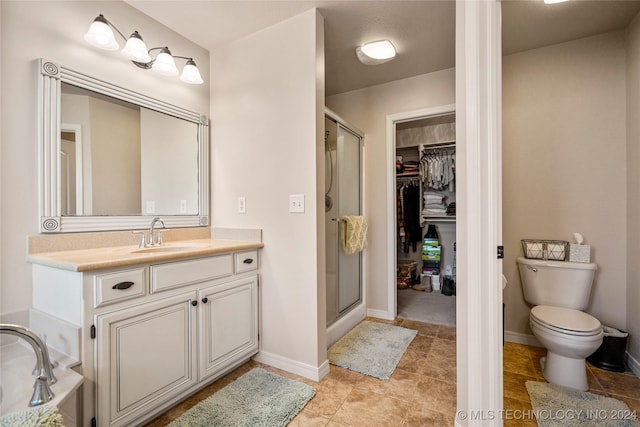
325;111;364;333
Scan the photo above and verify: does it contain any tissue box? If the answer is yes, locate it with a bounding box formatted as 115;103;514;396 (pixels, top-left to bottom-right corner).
569;244;591;263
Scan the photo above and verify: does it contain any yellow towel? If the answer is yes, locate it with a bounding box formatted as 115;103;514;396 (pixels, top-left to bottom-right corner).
342;215;367;255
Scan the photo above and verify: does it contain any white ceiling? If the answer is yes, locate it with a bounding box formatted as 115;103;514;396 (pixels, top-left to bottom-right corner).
127;0;640;96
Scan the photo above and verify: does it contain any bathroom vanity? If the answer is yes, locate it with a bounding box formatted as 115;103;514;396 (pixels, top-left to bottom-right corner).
28;237;263;427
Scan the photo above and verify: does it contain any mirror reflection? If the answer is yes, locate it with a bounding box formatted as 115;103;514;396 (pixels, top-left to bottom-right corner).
60;83;199;216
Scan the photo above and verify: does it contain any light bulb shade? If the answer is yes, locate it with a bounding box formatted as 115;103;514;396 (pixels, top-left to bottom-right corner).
180;59;204;84
121;31;151;63
84;15;119;51
356;40;396;65
151;48;179;76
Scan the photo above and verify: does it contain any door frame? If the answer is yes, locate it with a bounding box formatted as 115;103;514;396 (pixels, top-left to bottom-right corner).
385;104;456;320
455;0;503;424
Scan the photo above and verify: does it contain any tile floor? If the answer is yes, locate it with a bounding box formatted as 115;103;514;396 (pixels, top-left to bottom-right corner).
145;318;640;426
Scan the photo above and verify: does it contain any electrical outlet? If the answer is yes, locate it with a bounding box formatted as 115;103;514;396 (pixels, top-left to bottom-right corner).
146;201;155;214
180;200;187;213
238;196;246;214
289;194;305;213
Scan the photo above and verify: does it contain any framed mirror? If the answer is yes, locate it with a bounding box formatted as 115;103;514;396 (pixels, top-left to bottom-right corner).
38;58;209;233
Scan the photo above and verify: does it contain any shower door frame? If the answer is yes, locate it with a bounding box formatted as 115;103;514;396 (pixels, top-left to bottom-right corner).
325;108;366;343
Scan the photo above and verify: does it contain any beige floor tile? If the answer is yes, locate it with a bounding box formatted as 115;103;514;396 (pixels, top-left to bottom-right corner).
590;366;640;398
419;338;456;381
503;342;537;377
503;371;538;402
414;377;456;416
403;406;455;426
396;348;426;375
436;325;456;341
399;319;439;337
354;367;419;401
407;334;434;355
303;376;355;417
289;410;331;426
331;388;411;427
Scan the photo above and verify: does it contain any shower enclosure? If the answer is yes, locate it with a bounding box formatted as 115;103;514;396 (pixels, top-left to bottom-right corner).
325;110;364;329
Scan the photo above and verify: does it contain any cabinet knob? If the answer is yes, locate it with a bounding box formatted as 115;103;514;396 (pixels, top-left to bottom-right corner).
201;297;208;304
112;281;134;290
191;300;198;307
242;258;254;264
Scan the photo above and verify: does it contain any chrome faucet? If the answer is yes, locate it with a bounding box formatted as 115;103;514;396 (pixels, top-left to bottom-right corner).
149;216;165;246
0;324;57;406
134;217;166;248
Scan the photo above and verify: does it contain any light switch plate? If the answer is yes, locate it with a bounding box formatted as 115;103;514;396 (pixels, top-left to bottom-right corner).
146;201;155;214
238;197;246;214
289;194;305;213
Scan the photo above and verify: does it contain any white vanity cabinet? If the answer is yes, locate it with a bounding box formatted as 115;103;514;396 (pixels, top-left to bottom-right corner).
30;247;260;427
95;292;198;426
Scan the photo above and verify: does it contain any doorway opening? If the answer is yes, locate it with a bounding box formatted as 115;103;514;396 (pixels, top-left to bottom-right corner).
386;105;457;327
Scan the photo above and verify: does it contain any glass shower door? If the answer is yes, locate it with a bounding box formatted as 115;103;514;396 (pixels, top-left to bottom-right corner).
336;125;362;314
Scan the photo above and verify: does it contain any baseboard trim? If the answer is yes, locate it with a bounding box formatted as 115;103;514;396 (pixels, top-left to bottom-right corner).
627;351;640;377
327;304;366;348
253;350;329;382
504;330;542;347
367;308;394;320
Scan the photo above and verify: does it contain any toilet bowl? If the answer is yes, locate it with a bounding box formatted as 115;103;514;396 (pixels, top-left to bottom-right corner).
516;257;602;391
529;305;603;390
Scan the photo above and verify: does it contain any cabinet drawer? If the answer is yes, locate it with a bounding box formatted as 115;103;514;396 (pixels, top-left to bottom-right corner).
151;255;233;293
235;250;258;273
94;268;147;308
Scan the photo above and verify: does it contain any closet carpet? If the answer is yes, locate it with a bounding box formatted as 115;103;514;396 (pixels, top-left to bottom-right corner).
397;288;456;327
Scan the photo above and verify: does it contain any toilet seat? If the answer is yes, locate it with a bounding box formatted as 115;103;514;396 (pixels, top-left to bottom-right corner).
530;305;601;337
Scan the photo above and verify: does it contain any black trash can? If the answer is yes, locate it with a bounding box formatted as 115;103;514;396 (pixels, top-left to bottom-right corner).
587;326;629;373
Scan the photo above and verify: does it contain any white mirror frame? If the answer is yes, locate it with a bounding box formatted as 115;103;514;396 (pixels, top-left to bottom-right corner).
38;58;209;233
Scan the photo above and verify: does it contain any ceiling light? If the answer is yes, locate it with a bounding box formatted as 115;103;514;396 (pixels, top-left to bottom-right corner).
544;0;569;4
84;14;204;84
356;40;396;65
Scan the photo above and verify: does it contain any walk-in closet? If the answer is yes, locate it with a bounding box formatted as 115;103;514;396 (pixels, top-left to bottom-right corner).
395;111;456;326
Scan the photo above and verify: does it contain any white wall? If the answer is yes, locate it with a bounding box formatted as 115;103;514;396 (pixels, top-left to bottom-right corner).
502;32;627;337
327;69;455;314
210;9;326;377
0;1;209;315
626;14;640;366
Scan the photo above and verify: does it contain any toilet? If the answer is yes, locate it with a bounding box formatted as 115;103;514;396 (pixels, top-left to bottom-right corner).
517;257;603;391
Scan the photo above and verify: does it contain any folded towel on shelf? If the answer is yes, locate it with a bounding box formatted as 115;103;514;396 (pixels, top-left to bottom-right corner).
424;192;445;202
425;202;446;209
342;215;367;255
423;208;447;215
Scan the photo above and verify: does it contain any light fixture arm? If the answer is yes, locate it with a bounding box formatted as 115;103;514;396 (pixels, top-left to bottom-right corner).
95;14;128;43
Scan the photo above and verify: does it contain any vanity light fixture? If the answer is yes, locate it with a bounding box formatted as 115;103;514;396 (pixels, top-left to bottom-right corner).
355;40;396;65
543;0;569;4
84;14;203;84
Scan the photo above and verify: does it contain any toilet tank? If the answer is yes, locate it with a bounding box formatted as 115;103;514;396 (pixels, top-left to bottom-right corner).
516;257;597;310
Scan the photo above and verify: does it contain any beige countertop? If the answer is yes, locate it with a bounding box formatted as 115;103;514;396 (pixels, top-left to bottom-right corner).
27;239;264;272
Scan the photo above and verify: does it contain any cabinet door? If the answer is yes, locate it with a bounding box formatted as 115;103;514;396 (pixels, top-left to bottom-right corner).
198;276;258;381
95;293;197;426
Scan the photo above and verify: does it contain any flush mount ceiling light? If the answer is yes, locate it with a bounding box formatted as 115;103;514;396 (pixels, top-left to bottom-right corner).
355;40;396;65
84;14;203;84
544;0;569;4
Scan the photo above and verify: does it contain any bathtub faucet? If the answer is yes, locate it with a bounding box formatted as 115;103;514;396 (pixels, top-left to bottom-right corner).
0;324;57;406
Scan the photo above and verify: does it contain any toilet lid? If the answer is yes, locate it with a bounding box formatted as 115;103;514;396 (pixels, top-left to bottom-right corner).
531;305;601;335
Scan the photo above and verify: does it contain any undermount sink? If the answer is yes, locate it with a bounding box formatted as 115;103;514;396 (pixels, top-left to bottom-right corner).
132;244;209;254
